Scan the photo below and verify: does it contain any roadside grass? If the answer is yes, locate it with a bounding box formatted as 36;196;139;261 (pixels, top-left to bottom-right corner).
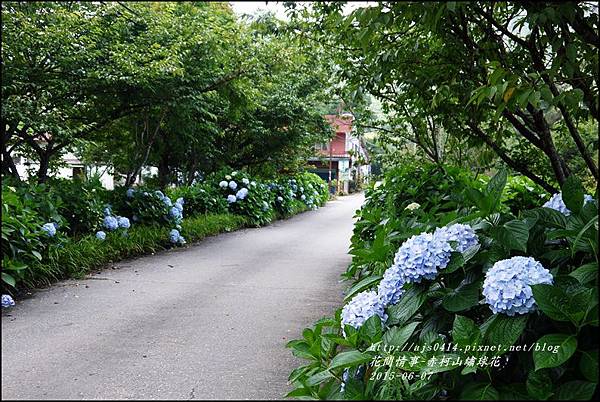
25;214;247;288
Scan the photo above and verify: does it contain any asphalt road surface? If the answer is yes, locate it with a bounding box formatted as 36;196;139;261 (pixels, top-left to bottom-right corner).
1;193;364;400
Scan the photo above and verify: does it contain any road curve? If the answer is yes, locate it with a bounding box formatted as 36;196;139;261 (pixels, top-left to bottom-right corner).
1;193;364;400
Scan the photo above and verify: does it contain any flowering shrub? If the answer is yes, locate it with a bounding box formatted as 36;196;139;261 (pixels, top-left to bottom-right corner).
210;170;275;226
288;166;598;400
1;183;66;290
47;177;107;236
113;187;182;227
167;183;221;214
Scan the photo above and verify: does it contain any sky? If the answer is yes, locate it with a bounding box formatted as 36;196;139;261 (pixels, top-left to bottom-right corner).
230;1;289;20
229;1;375;20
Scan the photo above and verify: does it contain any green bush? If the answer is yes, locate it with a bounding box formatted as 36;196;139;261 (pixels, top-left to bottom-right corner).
287;167;598;400
48;177;108;236
167;183;228;216
1;183;67;289
110;186;182;227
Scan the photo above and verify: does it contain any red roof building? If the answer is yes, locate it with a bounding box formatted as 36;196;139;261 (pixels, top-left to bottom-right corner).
308;113;370;194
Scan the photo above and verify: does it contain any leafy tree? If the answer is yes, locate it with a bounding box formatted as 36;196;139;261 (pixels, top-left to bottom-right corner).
287;1;599;191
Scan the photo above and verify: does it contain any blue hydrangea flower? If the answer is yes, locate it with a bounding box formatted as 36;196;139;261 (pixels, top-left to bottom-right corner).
219;180;228;189
126;188;135;198
301;194;306;200
236;188;248;200
118;217;130;229
434;223;479;253
52;222;59;229
341;369;350;393
96;231;106;240
162;197;173;207
169;229;185;245
242;178;250;185
2;294;15;308
41;222;56;237
377;268;406;306
227;194;237;203
392;232;452;283
169;229;179;243
103;216;119;231
176;197;184;206
173;202;184;213
169;206;182;219
228;181;237;190
483;256;553;316
341;290;387;334
103;206;112;216
154;190;164;199
543;192;594;216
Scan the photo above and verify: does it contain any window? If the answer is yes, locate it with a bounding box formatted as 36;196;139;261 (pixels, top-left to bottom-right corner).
316;142;329;151
72;167;84;178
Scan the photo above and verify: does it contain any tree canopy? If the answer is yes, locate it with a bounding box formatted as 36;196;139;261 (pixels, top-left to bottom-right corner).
2;2;335;185
287;1;599;191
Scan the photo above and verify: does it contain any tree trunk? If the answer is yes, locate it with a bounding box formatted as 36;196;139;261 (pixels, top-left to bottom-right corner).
1;149;21;182
37;152;51;184
158;151;170;189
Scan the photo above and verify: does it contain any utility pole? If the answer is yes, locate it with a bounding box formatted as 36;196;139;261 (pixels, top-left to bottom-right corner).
328;140;333;194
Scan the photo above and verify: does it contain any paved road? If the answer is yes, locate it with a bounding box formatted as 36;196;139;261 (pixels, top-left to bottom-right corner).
1;193;364;400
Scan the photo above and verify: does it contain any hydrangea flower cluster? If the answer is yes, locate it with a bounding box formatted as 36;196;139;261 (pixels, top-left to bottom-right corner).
118;217;130;229
227;194;237;203
2;294;15;308
41;222;57;237
341;290;388;333
169;229;186;245
96;231;106;240
543;192;594;216
103;215;119;231
434;223;479;253
482;256;553;316
392;232;453;283
236;188;248;200
377;268;406;306
168;198;184;224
